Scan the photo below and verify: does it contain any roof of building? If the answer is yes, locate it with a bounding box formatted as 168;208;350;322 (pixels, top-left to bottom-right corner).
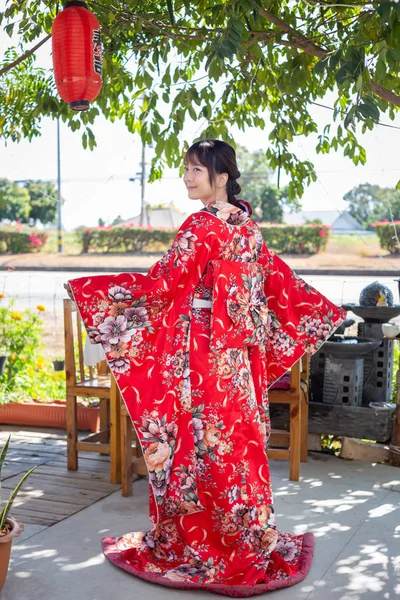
121;207;189;229
283;210;364;230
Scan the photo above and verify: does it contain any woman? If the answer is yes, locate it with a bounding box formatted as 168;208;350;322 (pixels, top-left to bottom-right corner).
65;139;345;596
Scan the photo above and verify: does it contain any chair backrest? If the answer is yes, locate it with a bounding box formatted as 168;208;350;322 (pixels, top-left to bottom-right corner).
290;358;301;391
289;355;310;394
63;298;109;386
300;354;310;387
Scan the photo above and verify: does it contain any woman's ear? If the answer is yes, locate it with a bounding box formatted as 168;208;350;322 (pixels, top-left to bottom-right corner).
216;173;229;188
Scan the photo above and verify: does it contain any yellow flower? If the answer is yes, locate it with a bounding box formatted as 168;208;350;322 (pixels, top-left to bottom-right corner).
11;353;16;361
37;304;46;312
0;293;4;298
10;311;22;321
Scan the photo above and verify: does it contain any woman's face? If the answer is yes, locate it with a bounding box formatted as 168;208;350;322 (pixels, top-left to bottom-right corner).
183;159;228;205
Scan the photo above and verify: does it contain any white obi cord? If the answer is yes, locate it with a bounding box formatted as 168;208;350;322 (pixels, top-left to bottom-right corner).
192;298;212;309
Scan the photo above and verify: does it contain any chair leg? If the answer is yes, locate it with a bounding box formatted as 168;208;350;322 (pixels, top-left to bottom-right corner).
121;412;133;497
300;389;309;463
99;397;110;455
66;394;78;471
289;404;300;481
110;378;121;484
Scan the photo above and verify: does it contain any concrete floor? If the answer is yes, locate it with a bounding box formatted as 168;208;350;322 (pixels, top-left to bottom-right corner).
1;453;400;600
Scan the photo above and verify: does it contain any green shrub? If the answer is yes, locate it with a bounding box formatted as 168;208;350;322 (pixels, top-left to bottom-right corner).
0;296;65;401
75;225;176;253
0;225;49;253
75;223;329;255
371;220;400;254
259;223;330;254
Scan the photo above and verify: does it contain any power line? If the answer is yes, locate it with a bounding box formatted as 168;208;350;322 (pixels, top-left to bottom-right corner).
9;168;400;185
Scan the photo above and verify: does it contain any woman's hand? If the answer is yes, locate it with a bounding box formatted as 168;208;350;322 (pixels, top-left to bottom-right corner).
64;282;74;300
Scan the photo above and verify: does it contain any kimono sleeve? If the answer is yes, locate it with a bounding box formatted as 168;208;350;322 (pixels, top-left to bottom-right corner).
67;212;217;523
68;211;215;348
262;247;346;388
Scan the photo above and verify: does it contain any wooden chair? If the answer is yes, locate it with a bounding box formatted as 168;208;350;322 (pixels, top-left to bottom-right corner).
63;298;121;484
120;402;147;496
267;355;310;481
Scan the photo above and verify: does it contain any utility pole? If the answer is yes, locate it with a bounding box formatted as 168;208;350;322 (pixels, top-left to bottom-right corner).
140;142;145;226
130;139;152;226
57;118;62;253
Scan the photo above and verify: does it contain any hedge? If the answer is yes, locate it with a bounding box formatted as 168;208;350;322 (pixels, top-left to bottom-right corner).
258;223;330;254
0;226;49;253
371;220;400;254
75;225;176;253
75;222;330;255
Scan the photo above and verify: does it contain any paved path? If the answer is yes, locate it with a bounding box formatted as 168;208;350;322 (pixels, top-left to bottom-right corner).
2;445;399;600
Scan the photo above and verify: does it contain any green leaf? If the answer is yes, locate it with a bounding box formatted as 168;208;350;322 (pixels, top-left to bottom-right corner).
355;72;363;93
358;102;380;120
0;465;37;530
344;106;357;129
166;0;175;26
329;49;342;70
314;56;329;75
205;51;216;71
336;64;350;85
247;42;263;61
0;435;11;476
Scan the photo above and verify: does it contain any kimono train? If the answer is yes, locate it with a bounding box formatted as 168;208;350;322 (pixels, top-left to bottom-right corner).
69;200;345;597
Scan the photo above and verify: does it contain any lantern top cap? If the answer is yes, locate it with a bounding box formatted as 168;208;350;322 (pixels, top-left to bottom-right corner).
63;1;88;8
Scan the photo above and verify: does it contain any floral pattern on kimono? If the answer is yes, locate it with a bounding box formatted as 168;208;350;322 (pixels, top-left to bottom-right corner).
68;199;345;597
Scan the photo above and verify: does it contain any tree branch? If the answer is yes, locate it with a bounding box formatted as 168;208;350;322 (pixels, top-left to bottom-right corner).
258;8;327;57
0;34;51;77
258;7;400;108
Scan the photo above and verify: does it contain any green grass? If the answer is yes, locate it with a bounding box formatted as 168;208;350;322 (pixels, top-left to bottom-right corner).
328;233;381;256
43;231;81;254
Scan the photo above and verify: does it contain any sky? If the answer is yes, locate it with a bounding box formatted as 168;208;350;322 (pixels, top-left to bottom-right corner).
1;12;400;231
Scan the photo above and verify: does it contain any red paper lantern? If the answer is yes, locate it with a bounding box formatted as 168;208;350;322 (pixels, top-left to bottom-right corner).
52;1;102;111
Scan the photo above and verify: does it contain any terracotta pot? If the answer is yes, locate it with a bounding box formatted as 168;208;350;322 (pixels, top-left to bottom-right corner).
0;401;100;432
0;516;24;592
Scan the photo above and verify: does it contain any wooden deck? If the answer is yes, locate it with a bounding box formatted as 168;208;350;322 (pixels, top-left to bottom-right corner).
0;426;122;527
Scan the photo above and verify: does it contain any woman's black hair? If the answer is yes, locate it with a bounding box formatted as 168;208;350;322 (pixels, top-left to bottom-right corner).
184;139;244;211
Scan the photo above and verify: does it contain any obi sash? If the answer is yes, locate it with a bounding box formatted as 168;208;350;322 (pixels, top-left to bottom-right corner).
204;260;269;351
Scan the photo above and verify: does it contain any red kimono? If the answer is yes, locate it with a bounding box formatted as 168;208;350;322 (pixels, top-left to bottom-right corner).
69;200;345;597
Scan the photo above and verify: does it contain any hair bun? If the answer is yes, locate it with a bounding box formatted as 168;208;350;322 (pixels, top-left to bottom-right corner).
227;179;241;196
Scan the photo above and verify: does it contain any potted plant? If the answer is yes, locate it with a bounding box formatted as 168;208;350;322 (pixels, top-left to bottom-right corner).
0;435;36;592
52;356;65;372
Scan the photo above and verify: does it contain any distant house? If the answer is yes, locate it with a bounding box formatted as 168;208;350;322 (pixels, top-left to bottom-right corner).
121;206;189;228
283;210;365;234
